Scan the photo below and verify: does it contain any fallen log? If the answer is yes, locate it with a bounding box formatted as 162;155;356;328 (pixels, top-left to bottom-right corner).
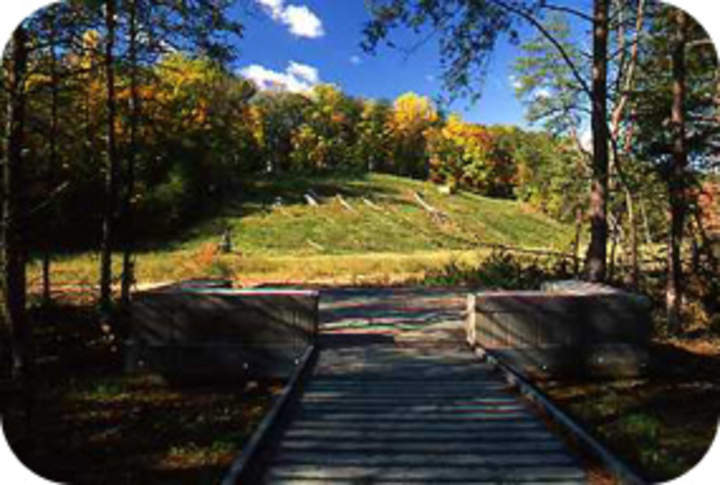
304;193;319;206
362;197;382;211
413;191;449;222
307;239;324;251
336;194;356;212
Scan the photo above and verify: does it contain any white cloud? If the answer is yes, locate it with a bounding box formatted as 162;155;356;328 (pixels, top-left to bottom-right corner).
287;61;319;84
256;0;324;38
535;88;552;99
282;5;324;38
580;129;593;151
349;55;362;65
425;74;436;83
509;75;522;90
239;61;321;93
257;0;284;16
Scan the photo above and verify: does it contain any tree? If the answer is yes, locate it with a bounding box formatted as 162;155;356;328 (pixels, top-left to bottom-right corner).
585;0;610;282
290;84;362;172
252;90;310;174
1;25;31;380
363;0;614;280
354;98;392;172
99;0;119;313
666;8;688;332
513;1;648;285
425;115;515;196
120;0;141;305
386;92;438;178
632;4;719;331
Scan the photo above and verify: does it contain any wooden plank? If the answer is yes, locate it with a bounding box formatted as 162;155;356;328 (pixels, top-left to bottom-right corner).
271;450;578;467
266;464;586;482
298;395;520;404
297;402;527;413
475;347;647;484
283;420;549;433
294;411;533;422
254;289;593;484
221;344;317;485
277;440;567;453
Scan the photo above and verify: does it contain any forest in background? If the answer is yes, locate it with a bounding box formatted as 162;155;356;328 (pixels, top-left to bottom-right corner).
0;0;718;380
0;1;720;482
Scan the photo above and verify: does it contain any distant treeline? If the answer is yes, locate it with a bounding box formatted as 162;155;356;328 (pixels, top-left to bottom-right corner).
13;46;591;251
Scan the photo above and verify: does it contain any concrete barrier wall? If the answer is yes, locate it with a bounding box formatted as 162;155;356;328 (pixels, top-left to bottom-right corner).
126;288;319;379
466;284;652;378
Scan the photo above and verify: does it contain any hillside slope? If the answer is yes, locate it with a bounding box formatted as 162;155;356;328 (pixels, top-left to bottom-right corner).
35;174;574;286
184;173;573;254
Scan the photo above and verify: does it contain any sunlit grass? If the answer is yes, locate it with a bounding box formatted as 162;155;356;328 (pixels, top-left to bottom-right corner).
28;173;575;288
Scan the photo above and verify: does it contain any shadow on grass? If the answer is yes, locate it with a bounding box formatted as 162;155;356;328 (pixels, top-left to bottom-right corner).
2;301;282;485
538;340;720;482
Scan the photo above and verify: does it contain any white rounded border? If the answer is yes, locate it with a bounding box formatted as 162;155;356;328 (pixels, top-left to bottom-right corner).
1;1;719;484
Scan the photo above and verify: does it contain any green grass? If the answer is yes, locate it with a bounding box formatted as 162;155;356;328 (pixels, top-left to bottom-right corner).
188;173;572;254
29;173;574;286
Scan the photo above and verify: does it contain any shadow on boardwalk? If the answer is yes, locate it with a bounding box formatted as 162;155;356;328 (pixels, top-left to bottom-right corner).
259;288;589;484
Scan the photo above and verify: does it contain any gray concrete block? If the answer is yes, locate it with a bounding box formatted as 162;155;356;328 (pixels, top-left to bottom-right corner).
467;285;652;378
126;289;319;378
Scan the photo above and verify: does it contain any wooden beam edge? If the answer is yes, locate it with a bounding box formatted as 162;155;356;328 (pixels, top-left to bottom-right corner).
473;346;648;485
221;343;317;485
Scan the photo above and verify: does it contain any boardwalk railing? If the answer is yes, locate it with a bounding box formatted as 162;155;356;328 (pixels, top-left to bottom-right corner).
125;286;319;379
466;282;652;378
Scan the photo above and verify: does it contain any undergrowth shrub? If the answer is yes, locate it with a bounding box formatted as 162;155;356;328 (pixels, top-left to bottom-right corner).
423;250;574;289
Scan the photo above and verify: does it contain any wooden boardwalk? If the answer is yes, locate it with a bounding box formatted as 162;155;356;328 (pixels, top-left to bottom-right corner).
260;289;588;484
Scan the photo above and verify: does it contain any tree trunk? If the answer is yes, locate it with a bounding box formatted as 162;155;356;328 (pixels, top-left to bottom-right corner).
667;8;688;333
639;198;653;245
609;0;644;289
42;255;51;303
584;0;610;282
625;189;639;288
100;0;118;312
121;0;140;306
1;26;31;381
573;206;583;277
43;15;61;305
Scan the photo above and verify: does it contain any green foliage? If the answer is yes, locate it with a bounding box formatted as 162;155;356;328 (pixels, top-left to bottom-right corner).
362;0;522;102
512;13;587;134
632;4;719;174
620;413;661;446
426;115;510;196
424;250;574;289
16;2;590;260
289;85;363;172
510;129;588;220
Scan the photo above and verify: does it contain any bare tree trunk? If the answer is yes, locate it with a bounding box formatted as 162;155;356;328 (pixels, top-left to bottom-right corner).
639;198;653;245
43;16;61;305
121;0;140;306
608;227;617;281
573;206;583;277
625;190;639;287
100;0;118;312
667;8;688;333
611;0;644;288
1;26;31;381
584;0;610;282
41;257;50;303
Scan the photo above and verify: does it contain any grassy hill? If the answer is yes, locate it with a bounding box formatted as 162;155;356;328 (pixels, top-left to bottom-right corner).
32;174;575;288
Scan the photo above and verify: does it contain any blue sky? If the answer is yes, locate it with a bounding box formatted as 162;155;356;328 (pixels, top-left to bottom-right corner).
231;0;546;127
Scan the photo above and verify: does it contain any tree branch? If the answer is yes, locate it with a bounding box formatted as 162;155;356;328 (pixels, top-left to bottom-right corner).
539;4;593;22
490;0;592;99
